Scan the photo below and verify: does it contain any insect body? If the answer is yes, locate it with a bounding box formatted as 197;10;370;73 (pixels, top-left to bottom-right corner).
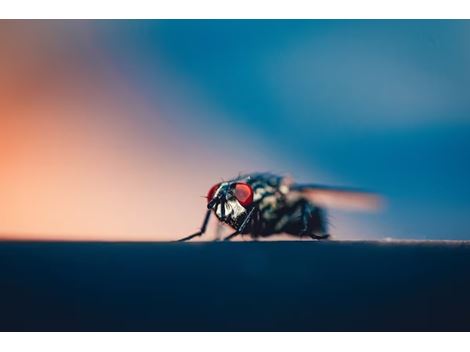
178;172;379;242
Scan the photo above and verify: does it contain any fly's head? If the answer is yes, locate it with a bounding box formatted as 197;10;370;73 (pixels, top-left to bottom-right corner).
206;182;254;223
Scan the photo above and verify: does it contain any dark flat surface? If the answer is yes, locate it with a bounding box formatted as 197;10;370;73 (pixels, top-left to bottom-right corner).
0;240;470;331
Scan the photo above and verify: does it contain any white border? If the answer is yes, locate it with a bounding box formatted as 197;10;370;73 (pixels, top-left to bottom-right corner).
1;332;470;352
2;0;470;19
2;4;470;350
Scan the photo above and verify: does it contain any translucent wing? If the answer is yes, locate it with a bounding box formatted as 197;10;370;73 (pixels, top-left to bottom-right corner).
290;184;383;211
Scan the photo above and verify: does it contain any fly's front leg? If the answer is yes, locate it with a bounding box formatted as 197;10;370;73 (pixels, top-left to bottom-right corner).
176;209;211;242
223;207;255;241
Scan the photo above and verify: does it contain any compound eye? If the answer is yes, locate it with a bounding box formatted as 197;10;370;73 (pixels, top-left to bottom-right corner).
234;183;254;207
207;183;220;203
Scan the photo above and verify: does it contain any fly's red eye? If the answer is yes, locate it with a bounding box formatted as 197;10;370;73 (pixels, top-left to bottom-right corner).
234;183;254;207
207;183;220;203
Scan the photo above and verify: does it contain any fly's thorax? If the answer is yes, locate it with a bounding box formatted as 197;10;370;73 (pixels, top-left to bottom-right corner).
257;192;284;221
284;189;305;205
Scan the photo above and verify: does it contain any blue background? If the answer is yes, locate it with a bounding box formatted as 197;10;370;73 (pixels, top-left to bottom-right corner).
92;20;470;239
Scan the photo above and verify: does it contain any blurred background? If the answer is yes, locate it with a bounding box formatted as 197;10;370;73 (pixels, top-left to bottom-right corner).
1;20;469;241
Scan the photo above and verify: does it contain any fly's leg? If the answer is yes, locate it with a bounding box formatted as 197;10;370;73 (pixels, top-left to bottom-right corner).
299;201;330;240
176;210;211;242
250;208;261;241
310;232;330;240
309;204;330;240
299;201;311;237
223;207;255;241
223;232;239;242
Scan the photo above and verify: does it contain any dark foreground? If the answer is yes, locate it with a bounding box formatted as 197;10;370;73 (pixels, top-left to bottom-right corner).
0;240;470;331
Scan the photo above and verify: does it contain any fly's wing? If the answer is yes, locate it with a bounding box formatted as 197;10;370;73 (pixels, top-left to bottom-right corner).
290;184;383;211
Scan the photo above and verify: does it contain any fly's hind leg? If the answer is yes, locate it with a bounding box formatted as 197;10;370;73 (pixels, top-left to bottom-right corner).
310;233;330;240
300;201;330;240
299;201;311;236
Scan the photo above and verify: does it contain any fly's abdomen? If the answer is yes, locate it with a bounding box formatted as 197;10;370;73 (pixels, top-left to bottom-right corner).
270;200;328;237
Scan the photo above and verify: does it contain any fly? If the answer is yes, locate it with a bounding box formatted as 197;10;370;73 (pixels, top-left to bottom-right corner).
177;172;381;242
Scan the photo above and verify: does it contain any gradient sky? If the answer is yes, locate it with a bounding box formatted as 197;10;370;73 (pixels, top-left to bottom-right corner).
1;20;470;241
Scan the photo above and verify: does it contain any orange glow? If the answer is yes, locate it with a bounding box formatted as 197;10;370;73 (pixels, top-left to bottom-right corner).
0;22;253;241
0;22;370;241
